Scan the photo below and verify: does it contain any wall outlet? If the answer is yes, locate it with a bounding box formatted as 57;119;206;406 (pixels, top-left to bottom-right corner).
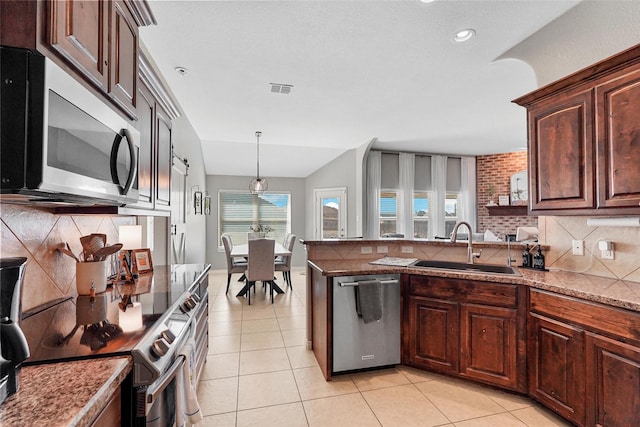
601;250;614;260
401;246;414;254
377;245;388;254
361;246;372;254
572;240;584;256
601;242;614;260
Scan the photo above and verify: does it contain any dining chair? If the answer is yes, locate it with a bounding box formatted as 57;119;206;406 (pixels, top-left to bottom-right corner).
245;238;276;305
221;233;247;294
275;234;296;290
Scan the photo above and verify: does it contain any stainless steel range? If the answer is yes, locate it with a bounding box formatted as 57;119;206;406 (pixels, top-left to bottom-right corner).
20;264;210;426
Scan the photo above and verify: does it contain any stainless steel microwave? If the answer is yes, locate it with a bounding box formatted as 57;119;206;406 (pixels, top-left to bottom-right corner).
1;46;139;206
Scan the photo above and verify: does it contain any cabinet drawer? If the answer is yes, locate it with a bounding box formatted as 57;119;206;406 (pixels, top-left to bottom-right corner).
409;276;517;308
530;289;640;345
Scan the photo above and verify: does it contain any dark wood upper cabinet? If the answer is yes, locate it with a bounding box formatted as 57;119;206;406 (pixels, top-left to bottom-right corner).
514;43;640;215
109;0;138;118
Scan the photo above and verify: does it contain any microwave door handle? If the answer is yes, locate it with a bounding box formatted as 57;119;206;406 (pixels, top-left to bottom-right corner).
110;128;137;195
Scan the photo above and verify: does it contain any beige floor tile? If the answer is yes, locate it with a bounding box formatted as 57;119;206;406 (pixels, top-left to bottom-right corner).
242;317;280;333
362;384;450;427
210;295;244;311
275;305;307;318
454;412;527;426
242;306;277;320
239;347;291;375
197;377;238;415
208;320;242;337
511;406;574;427
281;328;306;347
236;402;308;427
350;367;411;391
397;365;442;384
209;334;241;354
198;412;236;427
237;370;301;411
303;393;381;427
293;366;358;400
415;379;506;422
277;314;306;330
484;388;533;411
202;353;240;380
286;345;319;369
241;331;285;351
209;309;242;323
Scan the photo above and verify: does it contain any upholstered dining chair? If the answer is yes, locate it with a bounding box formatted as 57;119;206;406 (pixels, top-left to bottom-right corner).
275;234;296;290
245;238;276;305
221;233;247;294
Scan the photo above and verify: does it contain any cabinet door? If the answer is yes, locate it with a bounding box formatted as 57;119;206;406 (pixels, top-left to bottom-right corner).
109;0;138;118
155;106;172;208
586;332;640;427
135;81;155;208
596;65;640;209
49;0;109;91
528;90;595;211
528;314;586;426
460;303;518;390
408;296;458;374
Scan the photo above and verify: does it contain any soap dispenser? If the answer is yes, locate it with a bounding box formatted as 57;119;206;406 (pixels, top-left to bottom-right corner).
522;244;532;268
532;245;545;270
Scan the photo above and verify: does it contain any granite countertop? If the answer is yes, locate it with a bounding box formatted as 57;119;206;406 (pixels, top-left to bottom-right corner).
0;356;131;427
308;259;640;313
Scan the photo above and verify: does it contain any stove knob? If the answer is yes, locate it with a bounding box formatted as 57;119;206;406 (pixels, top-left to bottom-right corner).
184;297;197;310
181;300;192;312
160;329;176;344
150;338;170;358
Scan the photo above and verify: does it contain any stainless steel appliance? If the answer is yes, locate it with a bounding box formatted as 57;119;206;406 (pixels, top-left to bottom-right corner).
19;264;210;426
0;46;140;206
0;258;30;406
332;274;401;373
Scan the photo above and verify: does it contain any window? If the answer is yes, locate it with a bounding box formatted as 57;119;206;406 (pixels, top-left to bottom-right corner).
379;190;399;236
444;192;461;237
218;191;291;246
413;191;430;239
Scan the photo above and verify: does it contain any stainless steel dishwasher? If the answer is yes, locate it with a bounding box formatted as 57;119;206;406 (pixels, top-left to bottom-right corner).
332;274;401;373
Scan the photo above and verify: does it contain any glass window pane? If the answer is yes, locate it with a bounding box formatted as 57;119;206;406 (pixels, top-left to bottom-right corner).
413;191;429;218
413;220;429;239
445;193;458;218
322;197;339;239
380;191;397;218
380;220;397;235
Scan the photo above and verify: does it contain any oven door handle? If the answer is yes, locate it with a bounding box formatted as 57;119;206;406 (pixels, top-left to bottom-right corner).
144;354;186;416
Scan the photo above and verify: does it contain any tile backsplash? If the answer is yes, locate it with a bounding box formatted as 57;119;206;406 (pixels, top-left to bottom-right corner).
538;216;640;283
0;204;134;311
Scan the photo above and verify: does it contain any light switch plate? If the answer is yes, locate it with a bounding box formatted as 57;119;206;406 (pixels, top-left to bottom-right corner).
377;246;388;254
401;246;414;254
361;246;372;254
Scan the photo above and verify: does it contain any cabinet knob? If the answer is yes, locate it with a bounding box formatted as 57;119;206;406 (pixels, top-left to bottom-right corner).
481;328;486;333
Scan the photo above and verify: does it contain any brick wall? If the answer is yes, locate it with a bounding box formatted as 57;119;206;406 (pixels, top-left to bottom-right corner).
476;152;538;236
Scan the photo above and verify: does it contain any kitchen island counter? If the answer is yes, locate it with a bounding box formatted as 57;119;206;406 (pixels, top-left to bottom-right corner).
0;356;131;427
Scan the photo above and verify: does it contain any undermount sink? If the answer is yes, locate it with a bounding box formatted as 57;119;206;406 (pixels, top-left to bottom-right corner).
409;259;521;276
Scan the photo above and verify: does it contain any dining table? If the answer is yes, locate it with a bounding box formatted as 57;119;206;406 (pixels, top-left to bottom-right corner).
231;241;292;297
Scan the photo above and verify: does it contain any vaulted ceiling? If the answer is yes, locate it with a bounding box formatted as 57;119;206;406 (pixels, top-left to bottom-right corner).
140;0;640;178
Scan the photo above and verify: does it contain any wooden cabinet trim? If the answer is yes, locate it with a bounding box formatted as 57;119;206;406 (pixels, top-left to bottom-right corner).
409;276;518;308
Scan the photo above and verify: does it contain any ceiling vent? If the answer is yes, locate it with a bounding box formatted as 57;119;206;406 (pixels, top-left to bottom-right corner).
270;83;293;94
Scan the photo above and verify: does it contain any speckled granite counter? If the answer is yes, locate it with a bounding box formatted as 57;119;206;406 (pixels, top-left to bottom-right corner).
0;356;131;427
307;259;640;313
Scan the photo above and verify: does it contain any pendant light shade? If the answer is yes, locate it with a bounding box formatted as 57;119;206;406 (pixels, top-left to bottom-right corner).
249;131;268;194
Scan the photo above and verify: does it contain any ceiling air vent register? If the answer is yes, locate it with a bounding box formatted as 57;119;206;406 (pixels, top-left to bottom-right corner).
270;83;293;94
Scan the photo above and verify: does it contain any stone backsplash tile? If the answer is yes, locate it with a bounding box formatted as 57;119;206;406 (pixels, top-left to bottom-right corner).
0;205;135;311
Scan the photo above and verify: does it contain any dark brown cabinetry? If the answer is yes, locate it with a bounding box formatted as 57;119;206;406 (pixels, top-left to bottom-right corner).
514;44;640;215
404;275;525;392
529;288;640;427
155;105;172;208
90;386;122;427
0;0;153;119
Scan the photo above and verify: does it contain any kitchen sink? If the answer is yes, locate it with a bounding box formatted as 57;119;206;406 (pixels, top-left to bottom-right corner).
409;259;520;276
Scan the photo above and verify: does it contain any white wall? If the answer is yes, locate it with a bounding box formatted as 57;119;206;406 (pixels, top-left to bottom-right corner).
171;116;207;264
206;175;307;270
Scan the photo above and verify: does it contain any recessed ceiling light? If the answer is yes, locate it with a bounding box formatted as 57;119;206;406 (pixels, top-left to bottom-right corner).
453;29;475;43
175;66;189;76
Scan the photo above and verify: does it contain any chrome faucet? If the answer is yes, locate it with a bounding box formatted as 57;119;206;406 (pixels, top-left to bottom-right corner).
498;233;516;267
450;221;481;264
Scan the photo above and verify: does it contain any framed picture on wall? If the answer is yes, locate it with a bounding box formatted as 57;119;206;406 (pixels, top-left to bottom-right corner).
132;249;153;273
498;195;510;206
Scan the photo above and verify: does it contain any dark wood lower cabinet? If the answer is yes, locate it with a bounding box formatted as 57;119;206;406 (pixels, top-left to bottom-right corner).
528;314;586;426
408;296;459;374
586;332;640;427
460;303;518;389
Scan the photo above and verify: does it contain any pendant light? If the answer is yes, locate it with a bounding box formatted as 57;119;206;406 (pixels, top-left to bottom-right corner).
249;131;268;194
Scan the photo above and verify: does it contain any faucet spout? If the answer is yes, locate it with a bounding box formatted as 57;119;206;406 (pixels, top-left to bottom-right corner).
450;221;481;264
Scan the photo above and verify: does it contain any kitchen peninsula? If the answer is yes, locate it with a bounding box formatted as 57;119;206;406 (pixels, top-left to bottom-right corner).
304;239;640;427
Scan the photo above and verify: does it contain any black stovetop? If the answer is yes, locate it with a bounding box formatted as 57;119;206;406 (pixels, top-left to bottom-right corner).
20;264;208;365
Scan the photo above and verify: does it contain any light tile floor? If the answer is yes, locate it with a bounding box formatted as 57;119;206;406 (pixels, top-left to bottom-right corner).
197;268;572;427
